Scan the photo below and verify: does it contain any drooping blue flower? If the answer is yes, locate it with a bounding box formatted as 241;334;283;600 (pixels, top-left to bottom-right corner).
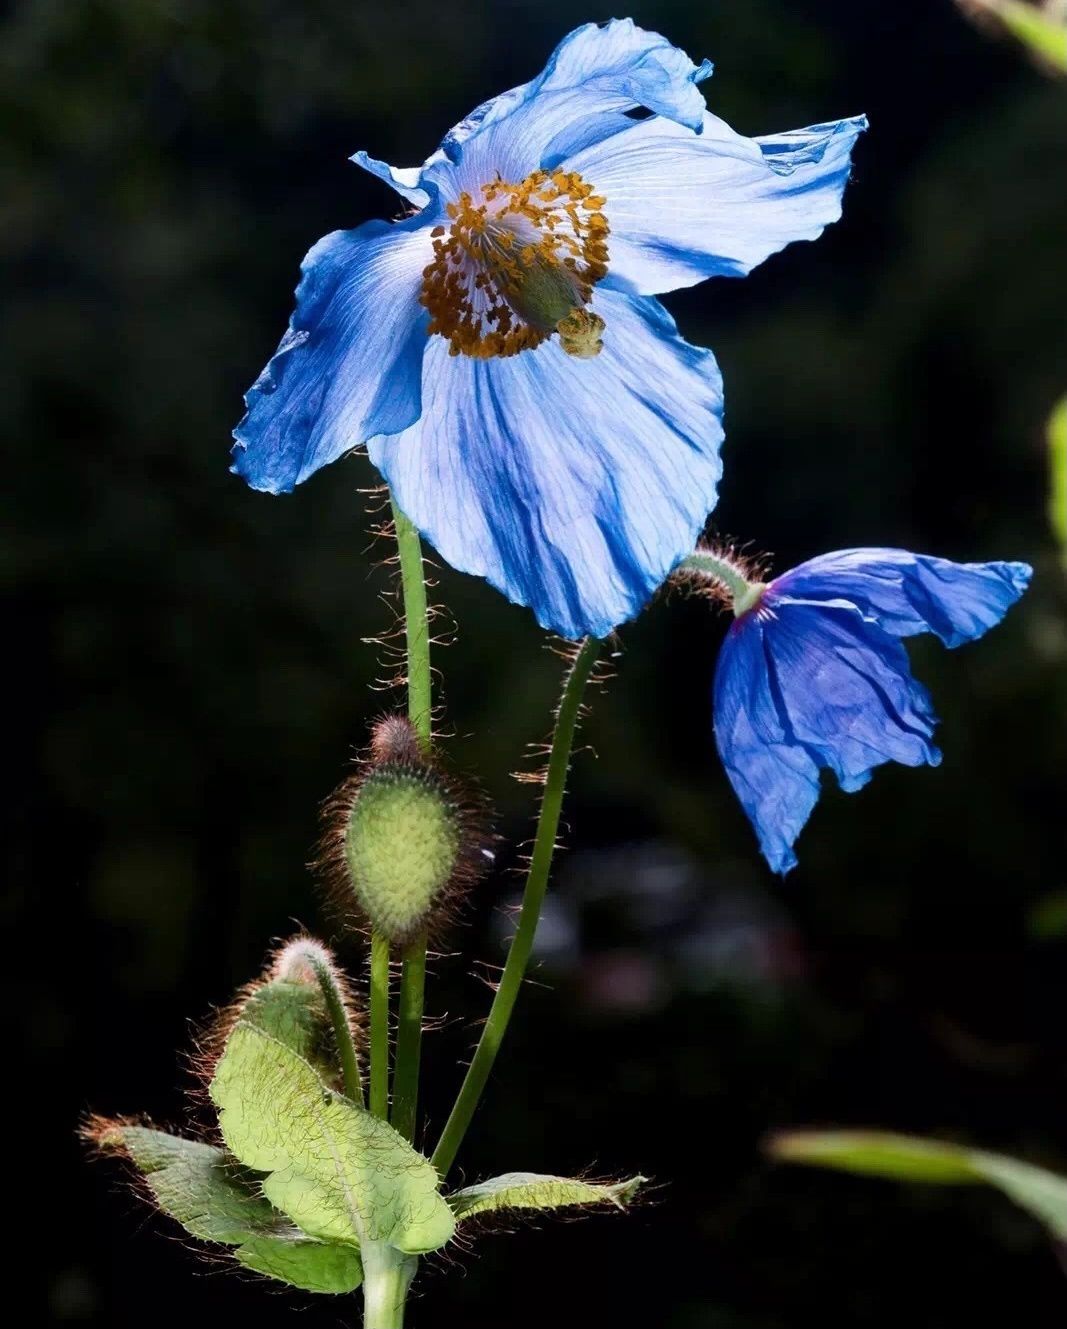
233;20;866;638
710;548;1032;874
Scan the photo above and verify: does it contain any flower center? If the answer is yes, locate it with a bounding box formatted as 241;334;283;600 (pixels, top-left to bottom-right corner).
419;169;609;360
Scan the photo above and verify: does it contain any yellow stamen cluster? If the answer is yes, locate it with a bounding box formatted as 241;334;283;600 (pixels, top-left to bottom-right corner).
419;168;610;360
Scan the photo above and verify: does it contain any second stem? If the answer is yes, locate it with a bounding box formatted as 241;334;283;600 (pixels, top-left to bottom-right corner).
389;497;432;1142
432;636;600;1177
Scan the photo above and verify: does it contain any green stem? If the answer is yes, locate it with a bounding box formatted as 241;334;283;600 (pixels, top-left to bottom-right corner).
361;1243;417;1329
390;499;432;747
309;956;364;1106
391;936;426;1142
679;550;764;614
389;496;432;1142
369;932;391;1118
431;636;600;1179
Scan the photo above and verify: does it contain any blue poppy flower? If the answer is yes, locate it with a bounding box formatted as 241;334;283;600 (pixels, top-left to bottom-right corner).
232;19;866;638
709;548;1031;874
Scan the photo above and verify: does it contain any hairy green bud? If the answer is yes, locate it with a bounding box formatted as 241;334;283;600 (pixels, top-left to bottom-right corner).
319;717;490;943
345;766;460;939
202;936;362;1095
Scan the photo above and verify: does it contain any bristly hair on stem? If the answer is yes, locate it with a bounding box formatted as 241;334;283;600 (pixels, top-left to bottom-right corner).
358;483;456;715
511;636;615;786
431;636;601;1179
667;535;772;611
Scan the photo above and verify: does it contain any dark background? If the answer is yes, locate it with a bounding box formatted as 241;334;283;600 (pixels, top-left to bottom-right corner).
6;0;1066;1324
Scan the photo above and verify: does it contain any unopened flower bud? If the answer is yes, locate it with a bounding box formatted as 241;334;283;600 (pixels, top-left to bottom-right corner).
271;935;337;987
201;936;360;1094
319;717;490;943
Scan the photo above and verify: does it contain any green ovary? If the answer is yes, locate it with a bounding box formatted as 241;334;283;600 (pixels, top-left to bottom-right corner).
506;257;582;333
344;771;460;940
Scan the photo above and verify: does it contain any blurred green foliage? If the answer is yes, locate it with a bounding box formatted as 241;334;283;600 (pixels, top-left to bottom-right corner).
1049;396;1067;565
967;0;1067;74
770;1129;1067;1239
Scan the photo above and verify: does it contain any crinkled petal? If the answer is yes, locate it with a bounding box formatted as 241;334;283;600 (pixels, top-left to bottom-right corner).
232;218;433;494
350;151;434;210
368;288;724;639
349;22;711;210
763;600;941;793
423;20;711;199
714;616;820;875
565;112;866;295
775;549;1032;649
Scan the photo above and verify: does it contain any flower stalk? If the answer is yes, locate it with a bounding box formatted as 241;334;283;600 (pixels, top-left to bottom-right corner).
368;931;391;1119
389;496;432;1143
680;549;765;615
308;952;364;1106
431;636;600;1179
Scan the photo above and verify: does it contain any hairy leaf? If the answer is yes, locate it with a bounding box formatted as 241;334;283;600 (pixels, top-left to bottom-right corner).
770;1130;1067;1239
240;978;345;1090
210;1021;454;1255
448;1172;646;1222
95;1123;363;1293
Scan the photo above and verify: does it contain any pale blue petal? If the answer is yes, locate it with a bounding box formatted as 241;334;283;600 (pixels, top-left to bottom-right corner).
369;288;724;639
714;616;820;876
763;600;941;795
348;22;711;219
424;19;712;198
776;549;1032;648
566;112;867;295
349;151;434;210
232;218;433;494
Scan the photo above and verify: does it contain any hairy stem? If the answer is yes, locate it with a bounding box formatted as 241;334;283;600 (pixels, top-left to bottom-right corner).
309;956;364;1106
391;940;426;1142
389;496;432;1142
390;499;433;747
431;637;600;1178
680;550;754;603
361;1243;417;1329
368;931;391;1119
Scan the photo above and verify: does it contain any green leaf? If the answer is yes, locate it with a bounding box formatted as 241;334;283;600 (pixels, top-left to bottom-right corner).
769;1130;1067;1239
235;1234;363;1290
448;1172;646;1222
996;2;1067;73
210;1020;455;1256
95;1123;363;1293
1049;394;1067;569
240;978;346;1090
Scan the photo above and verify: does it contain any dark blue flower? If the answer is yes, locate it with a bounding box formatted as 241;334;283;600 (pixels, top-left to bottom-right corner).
711;548;1032;873
232;19;866;638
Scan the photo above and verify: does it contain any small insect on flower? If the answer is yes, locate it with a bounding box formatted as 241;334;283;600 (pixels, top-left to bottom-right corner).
683;546;1032;873
232;19;866;639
